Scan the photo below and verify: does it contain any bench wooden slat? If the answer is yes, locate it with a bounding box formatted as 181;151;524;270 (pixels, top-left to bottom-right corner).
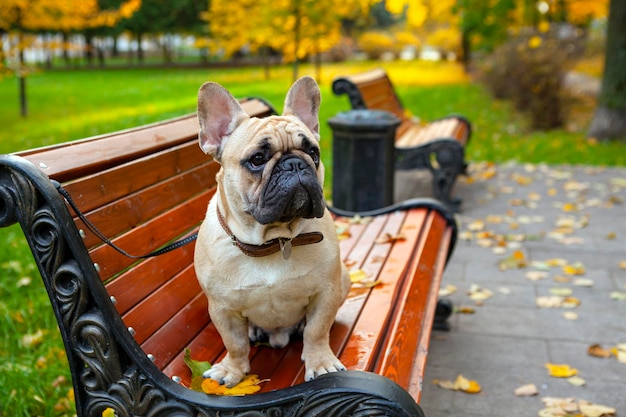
17;98;270;183
377;211;450;401
106;241;196;314
123;264;200;345
154;206;450;404
78;165;215;249
63;141;207;213
141;293;209;369
89;191;207;280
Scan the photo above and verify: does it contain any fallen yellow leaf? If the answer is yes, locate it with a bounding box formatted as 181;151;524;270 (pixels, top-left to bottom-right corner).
102;409;115;417
202;374;264;396
349;269;369;283
349;269;381;288
453;374;482;394
435;375;481;394
562;262;586;276
545;363;578;378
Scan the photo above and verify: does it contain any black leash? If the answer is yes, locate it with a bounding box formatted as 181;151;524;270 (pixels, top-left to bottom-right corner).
53;180;198;259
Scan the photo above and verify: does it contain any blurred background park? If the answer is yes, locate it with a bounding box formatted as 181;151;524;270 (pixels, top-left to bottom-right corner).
1;0;625;415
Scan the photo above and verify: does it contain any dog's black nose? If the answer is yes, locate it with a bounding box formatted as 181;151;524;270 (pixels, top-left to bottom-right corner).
281;156;307;171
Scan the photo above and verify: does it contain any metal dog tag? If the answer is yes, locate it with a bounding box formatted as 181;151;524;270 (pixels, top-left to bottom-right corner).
280;238;292;260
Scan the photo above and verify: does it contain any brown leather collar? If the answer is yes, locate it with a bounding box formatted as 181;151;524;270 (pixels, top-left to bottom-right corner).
216;205;323;259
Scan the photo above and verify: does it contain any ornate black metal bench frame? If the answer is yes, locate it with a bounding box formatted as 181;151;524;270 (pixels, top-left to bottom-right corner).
0;153;427;417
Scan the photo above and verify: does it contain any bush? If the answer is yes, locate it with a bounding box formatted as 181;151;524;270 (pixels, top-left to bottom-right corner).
479;27;581;130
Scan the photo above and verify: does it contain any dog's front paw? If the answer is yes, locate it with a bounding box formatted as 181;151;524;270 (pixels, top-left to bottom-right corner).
202;356;249;387
303;350;347;382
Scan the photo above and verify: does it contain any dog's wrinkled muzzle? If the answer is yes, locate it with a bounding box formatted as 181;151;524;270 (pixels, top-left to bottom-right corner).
253;155;325;225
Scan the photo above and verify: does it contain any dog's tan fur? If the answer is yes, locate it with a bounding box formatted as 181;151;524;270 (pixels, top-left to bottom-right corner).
194;77;350;387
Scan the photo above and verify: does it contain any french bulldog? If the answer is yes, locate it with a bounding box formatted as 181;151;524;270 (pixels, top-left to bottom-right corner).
194;76;350;387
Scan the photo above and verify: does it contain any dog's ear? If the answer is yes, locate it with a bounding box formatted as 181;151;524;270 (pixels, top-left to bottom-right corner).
197;82;249;157
283;76;321;139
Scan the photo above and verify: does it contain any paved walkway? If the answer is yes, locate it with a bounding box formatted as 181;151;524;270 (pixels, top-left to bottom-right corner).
396;162;626;417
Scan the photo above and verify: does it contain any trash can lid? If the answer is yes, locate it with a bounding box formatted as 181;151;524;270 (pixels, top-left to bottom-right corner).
327;109;401;130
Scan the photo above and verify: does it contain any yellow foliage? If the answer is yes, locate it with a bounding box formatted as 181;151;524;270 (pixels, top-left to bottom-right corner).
566;0;608;24
1;0;140;32
201;374;264;396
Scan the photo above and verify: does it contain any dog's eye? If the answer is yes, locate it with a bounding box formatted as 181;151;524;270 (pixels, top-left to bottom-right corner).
249;153;266;167
307;148;320;166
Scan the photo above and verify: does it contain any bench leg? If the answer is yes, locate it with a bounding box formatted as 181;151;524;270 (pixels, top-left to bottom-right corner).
396;140;464;212
428;141;464;213
433;298;453;331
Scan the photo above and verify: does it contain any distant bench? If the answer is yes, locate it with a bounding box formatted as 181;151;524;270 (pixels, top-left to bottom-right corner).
0;95;457;416
333;68;472;212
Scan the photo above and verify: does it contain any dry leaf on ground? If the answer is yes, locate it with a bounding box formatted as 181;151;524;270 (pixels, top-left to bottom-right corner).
497;250;527;271
562;262;586;276
539;397;616;417
545;363;578;378
566;375;586;386
514;383;538;397
439;284;457;297
467;284;494;302
434;374;482;394
588;344;612;358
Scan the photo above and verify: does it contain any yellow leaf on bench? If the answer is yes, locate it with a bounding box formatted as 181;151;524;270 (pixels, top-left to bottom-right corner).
201;374;264;396
375;233;406;244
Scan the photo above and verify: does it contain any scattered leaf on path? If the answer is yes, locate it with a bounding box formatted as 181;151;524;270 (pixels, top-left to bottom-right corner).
439;284;457;297
540;398;616;417
579;402;617;417
545;363;578;378
566;375;586;386
435;374;482;394
514;383;538;397
588;344;612;358
562;262;586;276
467;284;493;302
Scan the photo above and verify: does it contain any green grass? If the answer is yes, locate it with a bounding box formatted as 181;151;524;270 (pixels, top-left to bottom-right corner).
1;60;625;416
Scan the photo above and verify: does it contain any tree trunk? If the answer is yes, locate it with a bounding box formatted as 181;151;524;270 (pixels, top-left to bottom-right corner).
587;0;626;141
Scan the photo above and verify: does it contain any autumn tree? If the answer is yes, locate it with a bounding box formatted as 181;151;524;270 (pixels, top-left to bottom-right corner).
202;0;373;81
588;0;626;141
0;0;140;116
120;0;204;64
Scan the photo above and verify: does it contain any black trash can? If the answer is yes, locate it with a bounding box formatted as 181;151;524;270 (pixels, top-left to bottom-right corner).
328;109;400;212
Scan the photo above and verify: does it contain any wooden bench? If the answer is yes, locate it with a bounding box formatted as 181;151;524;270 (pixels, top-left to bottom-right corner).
0;95;457;417
332;68;472;212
